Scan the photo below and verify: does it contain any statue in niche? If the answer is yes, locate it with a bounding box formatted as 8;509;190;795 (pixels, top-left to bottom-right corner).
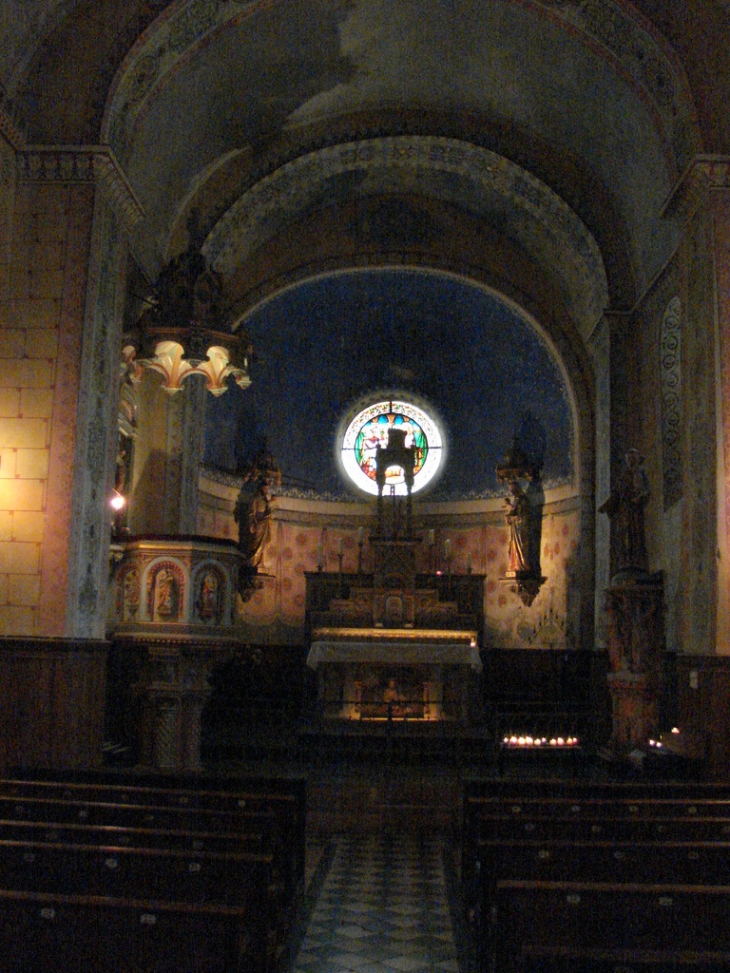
504;480;530;575
599;448;650;576
234;441;282;567
198;571;221;622
153;566;179;621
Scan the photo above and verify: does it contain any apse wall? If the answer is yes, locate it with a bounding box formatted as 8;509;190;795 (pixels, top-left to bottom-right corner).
198;267;586;649
197;472;582;651
203;269;576;501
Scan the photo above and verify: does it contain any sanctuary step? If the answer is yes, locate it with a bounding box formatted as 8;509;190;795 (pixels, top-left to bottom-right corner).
299;721;495;775
306;767;462;835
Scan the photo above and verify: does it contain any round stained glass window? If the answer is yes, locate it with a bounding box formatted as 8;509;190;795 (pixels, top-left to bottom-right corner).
340;398;444;496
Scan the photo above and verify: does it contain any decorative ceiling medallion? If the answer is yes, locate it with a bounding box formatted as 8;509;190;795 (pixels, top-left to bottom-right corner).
340;398;444;497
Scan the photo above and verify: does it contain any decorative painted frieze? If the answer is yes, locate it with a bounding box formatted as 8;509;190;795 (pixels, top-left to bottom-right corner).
17;146;144;234
206;136;609;334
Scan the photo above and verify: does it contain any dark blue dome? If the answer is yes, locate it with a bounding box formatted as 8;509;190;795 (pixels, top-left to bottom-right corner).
204;268;573;500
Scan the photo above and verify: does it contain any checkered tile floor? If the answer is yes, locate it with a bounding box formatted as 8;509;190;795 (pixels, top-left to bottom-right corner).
291;835;463;973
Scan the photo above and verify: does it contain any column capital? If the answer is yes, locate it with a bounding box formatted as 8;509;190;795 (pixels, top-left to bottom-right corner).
662;154;730;226
17;144;144;234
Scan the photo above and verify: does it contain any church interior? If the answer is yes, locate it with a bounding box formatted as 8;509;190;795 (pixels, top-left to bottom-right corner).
2;1;730;970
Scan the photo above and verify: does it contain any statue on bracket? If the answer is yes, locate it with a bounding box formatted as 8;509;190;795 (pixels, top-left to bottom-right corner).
497;434;546;607
234;441;282;599
599;448;650;581
505;480;530;574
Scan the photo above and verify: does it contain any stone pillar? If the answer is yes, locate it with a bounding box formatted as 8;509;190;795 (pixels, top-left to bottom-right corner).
663;157;730;657
3;134;142;638
589;310;632;649
604;576;664;753
134;642;218;771
710;170;730;654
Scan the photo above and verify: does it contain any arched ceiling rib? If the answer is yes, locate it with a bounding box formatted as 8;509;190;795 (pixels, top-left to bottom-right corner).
203;136;609;339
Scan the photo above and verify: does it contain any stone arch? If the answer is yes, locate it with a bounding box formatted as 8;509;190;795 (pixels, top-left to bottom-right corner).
206;136;609;341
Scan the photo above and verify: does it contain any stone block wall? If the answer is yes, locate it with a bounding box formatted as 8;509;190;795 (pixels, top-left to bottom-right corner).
0;135;93;635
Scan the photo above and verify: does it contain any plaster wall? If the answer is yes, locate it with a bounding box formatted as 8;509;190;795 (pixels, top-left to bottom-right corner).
198;472;582;649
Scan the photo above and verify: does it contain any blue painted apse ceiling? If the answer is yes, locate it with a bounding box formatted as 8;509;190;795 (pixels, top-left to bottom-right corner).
203;269;574;501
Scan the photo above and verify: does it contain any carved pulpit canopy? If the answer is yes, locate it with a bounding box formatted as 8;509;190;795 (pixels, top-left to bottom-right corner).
124;212;252;395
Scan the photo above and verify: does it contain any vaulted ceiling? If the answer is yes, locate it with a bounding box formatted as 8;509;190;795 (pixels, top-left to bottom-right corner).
3;1;726;317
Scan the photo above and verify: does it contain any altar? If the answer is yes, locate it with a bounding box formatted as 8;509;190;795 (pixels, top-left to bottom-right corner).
305;535;484;726
307;628;481;722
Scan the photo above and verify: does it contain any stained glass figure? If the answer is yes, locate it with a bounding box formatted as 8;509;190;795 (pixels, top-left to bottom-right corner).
341;399;443;496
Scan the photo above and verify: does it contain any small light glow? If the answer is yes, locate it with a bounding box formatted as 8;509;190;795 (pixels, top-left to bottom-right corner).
110;491;126;512
671;727;680;734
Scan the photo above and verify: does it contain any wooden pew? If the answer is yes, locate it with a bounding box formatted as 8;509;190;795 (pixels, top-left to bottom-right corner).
492;880;730;973
0;772;307;972
463;777;730;802
467;811;730;844
0;836;273;899
0;886;267;973
470;838;730;971
0;817;270;853
467;795;730;819
462;796;730;906
461;782;730;972
4;772;306;889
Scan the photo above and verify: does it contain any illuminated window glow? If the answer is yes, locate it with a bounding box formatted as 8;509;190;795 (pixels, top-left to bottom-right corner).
341;399;443;496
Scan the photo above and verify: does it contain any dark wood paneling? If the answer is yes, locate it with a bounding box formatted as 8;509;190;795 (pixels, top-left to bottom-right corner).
0;639;108;771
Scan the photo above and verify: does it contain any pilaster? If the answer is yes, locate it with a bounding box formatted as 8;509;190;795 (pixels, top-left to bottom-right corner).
663;155;730;656
8;142;143;637
589;310;632;648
